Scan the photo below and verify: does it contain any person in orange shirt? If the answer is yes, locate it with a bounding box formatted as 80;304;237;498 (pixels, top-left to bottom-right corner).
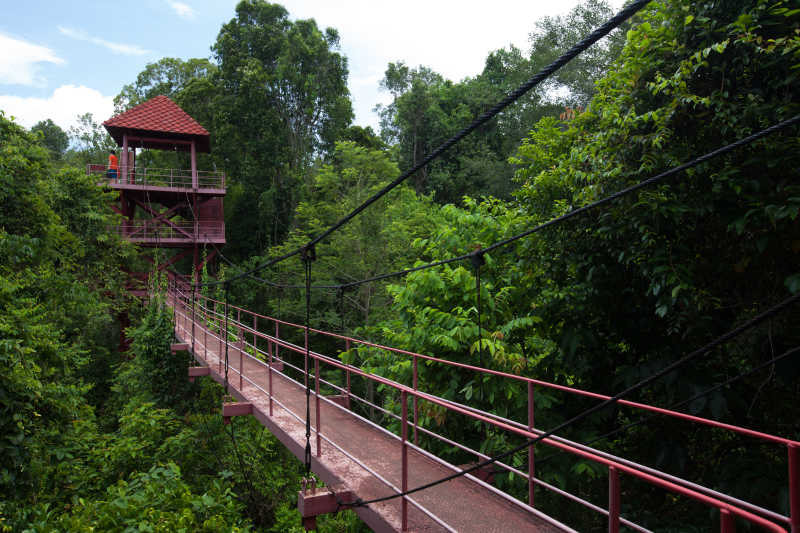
107;150;119;180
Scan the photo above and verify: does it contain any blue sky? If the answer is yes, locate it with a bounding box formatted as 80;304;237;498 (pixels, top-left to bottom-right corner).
0;0;591;134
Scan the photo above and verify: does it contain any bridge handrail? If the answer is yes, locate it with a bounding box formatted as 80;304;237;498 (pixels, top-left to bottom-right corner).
201;294;800;448
174;290;794;532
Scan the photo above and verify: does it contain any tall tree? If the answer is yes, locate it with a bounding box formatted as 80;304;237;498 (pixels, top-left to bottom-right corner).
113;57;217;114
212;0;353;257
528;0;628;106
374;0;626;204
65;112;116;168
31;119;68;159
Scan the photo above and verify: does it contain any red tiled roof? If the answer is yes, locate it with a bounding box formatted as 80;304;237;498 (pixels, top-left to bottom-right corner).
104;95;209;136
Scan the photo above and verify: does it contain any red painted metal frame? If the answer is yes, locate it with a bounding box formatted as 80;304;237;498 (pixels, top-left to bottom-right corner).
177;291;795;532
89;164;225;189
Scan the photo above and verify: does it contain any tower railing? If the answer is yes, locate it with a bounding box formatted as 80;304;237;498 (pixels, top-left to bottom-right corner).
88;164;225;189
115;220;225;242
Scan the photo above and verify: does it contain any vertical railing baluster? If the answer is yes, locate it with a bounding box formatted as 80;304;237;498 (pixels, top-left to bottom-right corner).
304;325;309;389
268;336;273;416
413;355;419;445
401;389;408;532
608;466;620;533
345;339;351;409
315;353;321;457
789;443;799;533
528;381;535;507
275;321;280;361
720;509;734;533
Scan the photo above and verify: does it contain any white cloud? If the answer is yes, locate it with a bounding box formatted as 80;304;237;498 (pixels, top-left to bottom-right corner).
0;84;114;132
0;33;65;87
58;26;149;56
168;1;195;19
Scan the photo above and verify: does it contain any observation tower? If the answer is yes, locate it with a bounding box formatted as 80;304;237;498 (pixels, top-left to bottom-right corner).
91;95;225;296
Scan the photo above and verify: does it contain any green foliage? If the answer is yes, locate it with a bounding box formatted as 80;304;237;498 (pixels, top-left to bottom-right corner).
30;119;68;159
212;0;354;255
508;0;799;525
26;463;249;533
374;0;624;203
231;140;442;332
64;112;117;169
120;295;196;410
114;57;218;113
0;111;125;502
528;0;628;105
352;0;799;528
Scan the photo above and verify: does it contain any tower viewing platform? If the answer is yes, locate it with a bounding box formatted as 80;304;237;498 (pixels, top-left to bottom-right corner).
95;95;226;285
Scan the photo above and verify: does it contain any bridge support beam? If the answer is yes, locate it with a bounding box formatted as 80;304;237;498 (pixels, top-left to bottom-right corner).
171;342;190;354
222;402;253;424
188;366;210;383
298;482;355;531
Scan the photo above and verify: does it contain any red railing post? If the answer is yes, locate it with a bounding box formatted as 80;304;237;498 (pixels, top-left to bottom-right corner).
275;321;280;360
413;354;419;445
528;381;535;507
789;443;799;533
315;354;321;457
720;508;735;533
609;465;620;533
253;315;258;358
401;389;408;532
345;339;351;407
268;338;274;416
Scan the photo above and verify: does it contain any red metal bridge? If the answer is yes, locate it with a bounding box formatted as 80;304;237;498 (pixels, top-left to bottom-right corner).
167;286;799;533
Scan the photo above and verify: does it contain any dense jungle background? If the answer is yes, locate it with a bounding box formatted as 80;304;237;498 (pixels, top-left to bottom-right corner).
1;0;799;530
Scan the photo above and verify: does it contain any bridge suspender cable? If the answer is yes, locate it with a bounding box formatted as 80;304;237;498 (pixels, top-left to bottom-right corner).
302;245;315;476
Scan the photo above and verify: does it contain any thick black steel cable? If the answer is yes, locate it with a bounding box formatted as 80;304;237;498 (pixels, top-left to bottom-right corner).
211;243;338;290
198;0;650;288
343;291;800;508
201;18;800;299
306;0;651;251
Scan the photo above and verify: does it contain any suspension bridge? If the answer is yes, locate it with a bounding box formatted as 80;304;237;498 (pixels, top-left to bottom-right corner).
91;0;800;528
164;285;798;533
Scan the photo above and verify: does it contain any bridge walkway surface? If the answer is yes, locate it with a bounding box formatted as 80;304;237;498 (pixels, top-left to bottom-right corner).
172;298;572;533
